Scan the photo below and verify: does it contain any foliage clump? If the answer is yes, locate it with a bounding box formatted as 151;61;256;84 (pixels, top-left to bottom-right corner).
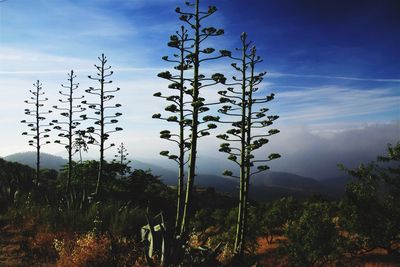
339;142;400;255
283;202;343;266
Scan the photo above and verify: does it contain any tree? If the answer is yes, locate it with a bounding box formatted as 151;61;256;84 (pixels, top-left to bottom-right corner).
170;0;229;239
21;80;53;186
217;33;280;256
0;158;35;209
339;142;400;255
72;130;89;164
82;54;123;198
262;197;301;244
52;70;86;199
284;202;343;266
113;142;131;177
151;1;228;264
153;25;193;233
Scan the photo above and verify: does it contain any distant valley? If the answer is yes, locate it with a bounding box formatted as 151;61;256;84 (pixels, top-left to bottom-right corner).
3;151;351;201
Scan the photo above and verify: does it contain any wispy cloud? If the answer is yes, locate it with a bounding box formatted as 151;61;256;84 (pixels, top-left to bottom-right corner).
0;48;94;73
269;72;400;83
274;86;399;122
0;47;167;75
0;68;165;75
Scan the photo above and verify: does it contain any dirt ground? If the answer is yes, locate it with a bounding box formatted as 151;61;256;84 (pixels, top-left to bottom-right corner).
0;221;57;267
0;224;31;267
1;225;399;267
255;235;400;267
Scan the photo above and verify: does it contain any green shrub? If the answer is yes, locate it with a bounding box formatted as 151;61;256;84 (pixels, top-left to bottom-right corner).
339;142;400;255
283;202;343;266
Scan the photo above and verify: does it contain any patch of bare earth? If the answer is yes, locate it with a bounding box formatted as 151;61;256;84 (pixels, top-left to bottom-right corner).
0;225;30;267
255;235;288;266
0;224;55;267
351;249;400;267
255;235;400;267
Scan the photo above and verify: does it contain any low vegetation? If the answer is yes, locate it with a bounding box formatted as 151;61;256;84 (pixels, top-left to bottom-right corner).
0;143;399;266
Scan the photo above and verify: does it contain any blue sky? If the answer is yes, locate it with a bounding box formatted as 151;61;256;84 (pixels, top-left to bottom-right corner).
0;0;399;178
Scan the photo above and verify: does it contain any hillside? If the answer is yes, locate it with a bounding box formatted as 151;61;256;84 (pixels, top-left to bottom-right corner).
154;169;347;200
4;152;67;170
4;152;349;201
253;171;322;191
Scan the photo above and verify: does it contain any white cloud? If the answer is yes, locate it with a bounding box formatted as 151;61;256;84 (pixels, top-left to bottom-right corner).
0;47;94;73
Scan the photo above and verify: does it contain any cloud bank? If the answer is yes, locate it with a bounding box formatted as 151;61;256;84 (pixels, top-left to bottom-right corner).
255;122;400;179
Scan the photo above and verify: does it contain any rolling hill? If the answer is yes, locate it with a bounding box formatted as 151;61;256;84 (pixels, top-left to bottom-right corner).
4;152;67;170
3;152;350;201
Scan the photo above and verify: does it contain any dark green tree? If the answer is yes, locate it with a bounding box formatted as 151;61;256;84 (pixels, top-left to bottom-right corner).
284;202;343;266
82;54;123;198
217;33;280;256
339;142;400;255
262;197;301;244
21;80;53;186
52;70;86;198
0;158;35;209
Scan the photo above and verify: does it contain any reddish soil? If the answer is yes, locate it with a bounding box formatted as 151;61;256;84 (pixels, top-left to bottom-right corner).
255;235;400;267
0;225;31;267
0;223;56;267
255;235;288;266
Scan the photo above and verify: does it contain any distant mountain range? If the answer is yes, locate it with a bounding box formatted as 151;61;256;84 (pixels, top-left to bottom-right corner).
2;151;352;201
4;152;68;170
147;163;351;200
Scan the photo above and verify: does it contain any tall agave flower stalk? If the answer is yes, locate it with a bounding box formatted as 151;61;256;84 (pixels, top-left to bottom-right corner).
217;33;280;257
113;142;131;178
82;54;123;198
21;80;53;187
153;25;193;233
172;0;229;238
151;1;229;264
53;70;86;199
